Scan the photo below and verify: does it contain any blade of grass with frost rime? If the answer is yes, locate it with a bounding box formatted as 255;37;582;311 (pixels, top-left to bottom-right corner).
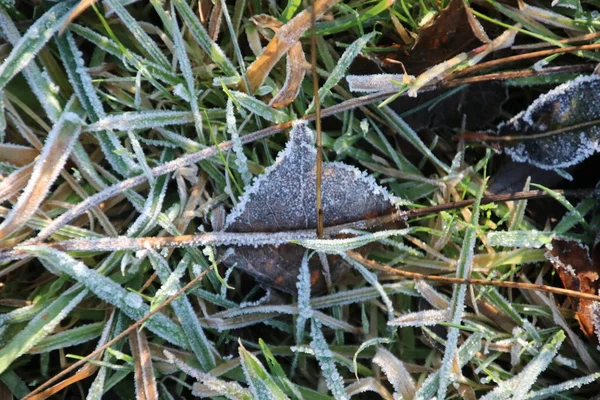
372;347;416;400
87;110;223;132
0;8;62;121
0;286;88;374
69;24;180;86
173;0;239;79
481;331;566;400
436;180;484;399
0;0;76;91
104;0;169;68
29;322;103;354
294;229;411;253
170;1;203;141
524;372;600;399
239;343;289;400
148;252;216;371
129;328;159;400
307;32;376;113
227;99;252;185
310;319;348;400
56;31;139;177
0;97;83;240
414;332;484;400
230;91;288;124
127;149;173;237
22;246;190;349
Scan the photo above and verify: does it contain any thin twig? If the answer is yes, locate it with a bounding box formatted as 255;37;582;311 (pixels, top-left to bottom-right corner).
311;0;324;239
347;251;600;302
23;265;214;400
455;42;600;77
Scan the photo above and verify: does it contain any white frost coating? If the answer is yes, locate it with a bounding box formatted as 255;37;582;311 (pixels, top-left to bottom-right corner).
388;309;450;327
0;8;62;121
295;252;313;354
65;32;105;118
165;350;250;399
487;230;552;248
498;75;600;170
227;99;252;185
481;332;565;400
0;1;75;91
298;229;410;254
372;347;416;400
124;292;143;309
26;246;189;349
87;110;196;132
346;74;415;93
310;319;349;400
523;372;600;399
0;287;88;367
127;164;169;236
173;83;190;102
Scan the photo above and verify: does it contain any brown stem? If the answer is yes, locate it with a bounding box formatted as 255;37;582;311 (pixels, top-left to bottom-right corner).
346;251;600;302
455;43;600;77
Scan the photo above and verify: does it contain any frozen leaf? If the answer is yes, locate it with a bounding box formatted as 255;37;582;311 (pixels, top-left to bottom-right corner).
346;74;414;93
223;120;395;292
495;75;600;170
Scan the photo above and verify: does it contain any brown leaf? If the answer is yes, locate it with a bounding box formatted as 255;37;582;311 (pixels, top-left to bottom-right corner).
223;121;396;292
385;0;484;75
251;15;308;108
547;238;600;339
241;0;341;94
129;329;159;400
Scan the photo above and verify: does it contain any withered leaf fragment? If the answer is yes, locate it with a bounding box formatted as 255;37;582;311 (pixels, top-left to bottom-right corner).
496;75;600;170
223;121;395;292
547;238;599;340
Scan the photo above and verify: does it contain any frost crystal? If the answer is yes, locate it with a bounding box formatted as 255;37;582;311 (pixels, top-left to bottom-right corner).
496;75;600;169
372;347;416;400
346;74;414;93
124;292;143;309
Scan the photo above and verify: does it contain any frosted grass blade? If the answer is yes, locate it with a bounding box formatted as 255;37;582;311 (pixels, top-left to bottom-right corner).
481;331;565;400
149;253;216;371
0;97;83;240
307;32;376;113
22;246;189;349
0;0;76;91
170;1;203;140
310;319;348;400
70;24;180;86
172;0;239;78
0;286;88;374
104;0;170;68
57;31;139;176
238;342;289;400
230;91;288;123
436;179;484;399
29;322;103;354
372;347;416;399
87;110;223;132
0;8;62;121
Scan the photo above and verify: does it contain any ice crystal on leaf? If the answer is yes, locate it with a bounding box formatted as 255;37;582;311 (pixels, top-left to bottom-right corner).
222;120;396;292
496;75;600;170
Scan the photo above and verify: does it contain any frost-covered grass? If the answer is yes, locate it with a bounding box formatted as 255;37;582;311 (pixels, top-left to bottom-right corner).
1;1;600;399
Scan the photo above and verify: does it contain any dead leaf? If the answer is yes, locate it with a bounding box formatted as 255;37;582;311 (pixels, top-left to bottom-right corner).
251;15;307;108
547;238;599;339
223;121;395;292
385;0;485;75
241;0;341;94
